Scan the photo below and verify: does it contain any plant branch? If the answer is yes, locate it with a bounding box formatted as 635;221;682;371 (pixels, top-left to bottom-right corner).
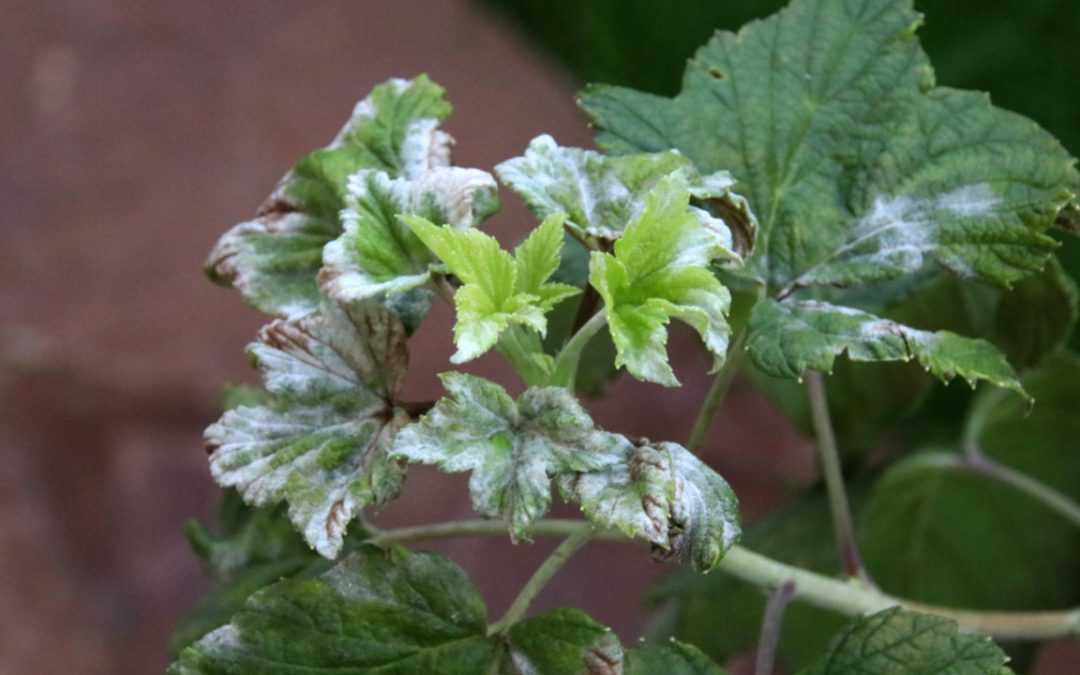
487;530;592;635
805;371;869;583
755;580;796;675
686;329;747;454
366;519;621;546
366;518;1080;641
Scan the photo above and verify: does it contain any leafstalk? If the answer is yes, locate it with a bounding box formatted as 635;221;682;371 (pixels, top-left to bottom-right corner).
754;580;796;675
686;329;747;454
805;371;869;583
550;310;608;389
366;518;1080;641
487;530;592;635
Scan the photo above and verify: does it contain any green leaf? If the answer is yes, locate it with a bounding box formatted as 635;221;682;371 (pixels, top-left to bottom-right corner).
861;355;1080;611
991;258;1078;368
580;0;1076;294
590;175;736;386
171;546;628;675
206;75;459;317
407;213;580;363
800;608;1013;675
624;640;728;675
205;300;409;557
504;609;623;674
319;166;500;330
561;440;741;572
172;494;326;653
496;134;757;252
652;490;847;670
747;299;1027;400
391;373;627;540
170;546;497;675
393;373;740;568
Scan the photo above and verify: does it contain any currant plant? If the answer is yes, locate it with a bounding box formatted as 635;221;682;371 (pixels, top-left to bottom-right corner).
171;1;1080;673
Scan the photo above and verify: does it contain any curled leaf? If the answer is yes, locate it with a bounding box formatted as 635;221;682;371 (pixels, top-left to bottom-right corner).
206;76;455;318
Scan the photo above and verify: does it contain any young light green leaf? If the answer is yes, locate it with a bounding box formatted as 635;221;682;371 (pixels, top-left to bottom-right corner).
169;546;497;675
205;300;409;558
580;0;1077;294
406;213;580;363
747;299;1028;401
496;133;757;252
560;441;741;572
206;76;456;317
624;641;729;675
800;608;1014;675
391;372;627;541
590;175;735;386
318;166;500;329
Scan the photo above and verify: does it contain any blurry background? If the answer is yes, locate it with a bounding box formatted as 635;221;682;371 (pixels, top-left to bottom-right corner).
2;1;1078;673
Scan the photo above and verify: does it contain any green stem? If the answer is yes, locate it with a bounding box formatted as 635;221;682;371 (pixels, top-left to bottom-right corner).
487;531;592;635
551;310;608;389
366;518;1080;641
686;330;747;454
367;519;620;546
805;371;870;583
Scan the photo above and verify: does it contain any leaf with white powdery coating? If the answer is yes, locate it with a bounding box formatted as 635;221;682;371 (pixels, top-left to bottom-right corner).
581;0;1077;293
496;134;756;253
205;300;409;558
800;608;1013;675
318;165;500;330
560;441;740;572
590;175;736;386
391;373;627;541
406;213;579;363
206;76;457;317
747;299;1028;401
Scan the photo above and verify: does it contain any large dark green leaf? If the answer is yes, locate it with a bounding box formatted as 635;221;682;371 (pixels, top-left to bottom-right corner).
800;608;1013;674
170;546;626;675
581;0;1076;391
860;353;1080;610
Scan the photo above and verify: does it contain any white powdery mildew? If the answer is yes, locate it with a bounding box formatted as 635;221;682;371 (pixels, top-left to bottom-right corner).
833;182;1001;277
400;118;453;179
